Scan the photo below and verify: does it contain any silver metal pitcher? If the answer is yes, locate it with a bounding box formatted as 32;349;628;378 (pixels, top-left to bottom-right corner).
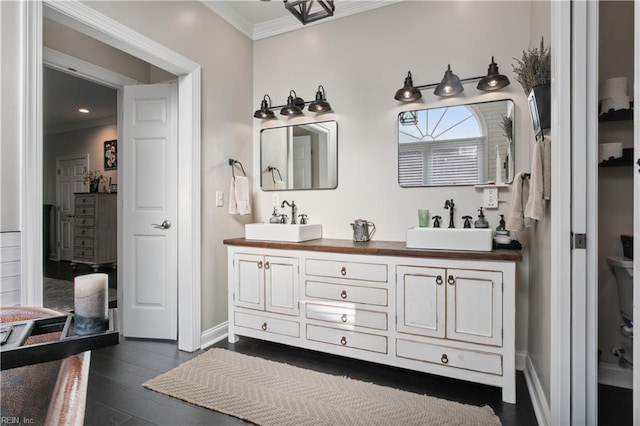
351;219;376;242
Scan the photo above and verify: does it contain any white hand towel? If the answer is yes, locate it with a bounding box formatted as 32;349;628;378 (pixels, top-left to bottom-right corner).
543;138;551;200
506;172;535;232
524;140;546;221
273;180;286;190
228;176;251;215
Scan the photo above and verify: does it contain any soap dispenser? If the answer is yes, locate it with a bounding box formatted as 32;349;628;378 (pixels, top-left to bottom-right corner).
496;214;506;232
269;208;281;224
474;207;489;228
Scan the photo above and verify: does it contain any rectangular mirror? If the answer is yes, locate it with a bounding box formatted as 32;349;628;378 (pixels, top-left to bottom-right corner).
398;99;515;187
261;121;338;191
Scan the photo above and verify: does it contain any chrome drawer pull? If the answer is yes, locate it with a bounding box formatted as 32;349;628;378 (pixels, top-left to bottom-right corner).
340;266;347;276
264;261;270;269
447;275;455;285
340;336;347;346
341;313;348;323
436;275;443;285
340;290;347;299
261;322;267;331
257;261;263;269
441;354;449;364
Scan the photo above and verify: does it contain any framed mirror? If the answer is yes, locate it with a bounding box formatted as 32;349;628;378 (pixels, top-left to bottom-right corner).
398;99;515;187
260;120;338;191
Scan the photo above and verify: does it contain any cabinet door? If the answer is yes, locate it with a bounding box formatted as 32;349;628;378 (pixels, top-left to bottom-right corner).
396;266;446;338
446;269;502;346
234;254;265;310
265;256;299;315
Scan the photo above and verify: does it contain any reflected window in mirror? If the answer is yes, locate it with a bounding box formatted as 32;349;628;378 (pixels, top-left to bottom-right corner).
398;99;514;187
261;121;338;191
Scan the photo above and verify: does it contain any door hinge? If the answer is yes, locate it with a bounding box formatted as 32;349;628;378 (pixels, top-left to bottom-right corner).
57;169;61;175
571;233;587;249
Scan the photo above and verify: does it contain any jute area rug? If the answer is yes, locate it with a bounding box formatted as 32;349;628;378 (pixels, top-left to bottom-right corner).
143;348;501;426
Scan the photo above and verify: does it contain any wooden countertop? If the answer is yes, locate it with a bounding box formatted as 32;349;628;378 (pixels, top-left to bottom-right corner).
223;238;522;261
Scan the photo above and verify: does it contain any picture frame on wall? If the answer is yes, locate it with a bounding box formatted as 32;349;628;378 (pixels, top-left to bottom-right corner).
104;139;117;170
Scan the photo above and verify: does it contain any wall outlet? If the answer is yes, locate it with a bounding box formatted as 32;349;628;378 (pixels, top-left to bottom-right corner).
215;191;224;207
483;187;499;209
272;194;279;207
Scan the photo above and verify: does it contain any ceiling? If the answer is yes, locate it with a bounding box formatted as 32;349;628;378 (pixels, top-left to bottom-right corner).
44;1;401;133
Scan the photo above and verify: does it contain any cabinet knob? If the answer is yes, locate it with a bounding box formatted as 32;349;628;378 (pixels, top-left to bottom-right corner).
340;336;347;346
257;261;263;269
261;322;267;331
340;266;347;276
264;261;270;270
436;275;443;285
340;290;347;299
441;354;449;364
341;313;348;323
447;275;455;285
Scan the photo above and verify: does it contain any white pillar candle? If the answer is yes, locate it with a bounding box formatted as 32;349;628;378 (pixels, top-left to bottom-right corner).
74;273;109;335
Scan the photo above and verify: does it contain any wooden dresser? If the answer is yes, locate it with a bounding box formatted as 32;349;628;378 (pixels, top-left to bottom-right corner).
72;193;117;271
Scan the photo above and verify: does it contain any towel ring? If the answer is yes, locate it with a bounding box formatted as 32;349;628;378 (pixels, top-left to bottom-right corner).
267;166;283;183
228;159;246;178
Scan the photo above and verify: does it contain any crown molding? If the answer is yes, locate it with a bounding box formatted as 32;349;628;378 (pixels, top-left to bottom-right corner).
201;1;403;41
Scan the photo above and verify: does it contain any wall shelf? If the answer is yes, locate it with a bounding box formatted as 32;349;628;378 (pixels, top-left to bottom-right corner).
598;148;634;168
599;102;633;122
474;183;510;189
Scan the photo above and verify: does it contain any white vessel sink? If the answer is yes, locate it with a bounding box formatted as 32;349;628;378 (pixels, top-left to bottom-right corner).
406;228;493;252
245;223;322;243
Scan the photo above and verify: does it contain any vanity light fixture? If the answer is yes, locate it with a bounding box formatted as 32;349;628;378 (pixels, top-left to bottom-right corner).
253;86;332;119
394;57;510;101
284;0;335;25
253;94;276;119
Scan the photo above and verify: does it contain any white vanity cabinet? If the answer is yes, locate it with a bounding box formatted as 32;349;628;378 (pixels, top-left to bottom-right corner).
225;239;519;403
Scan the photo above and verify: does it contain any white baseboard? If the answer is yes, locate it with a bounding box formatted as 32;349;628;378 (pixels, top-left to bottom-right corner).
524;355;550;426
200;321;229;350
598;361;633;389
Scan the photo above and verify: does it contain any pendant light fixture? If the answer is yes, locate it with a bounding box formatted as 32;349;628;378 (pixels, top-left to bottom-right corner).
284;0;335;25
280;90;305;116
308;85;332;112
476;57;511;91
394;71;423;102
253;94;276;119
393;57;510;101
434;65;464;97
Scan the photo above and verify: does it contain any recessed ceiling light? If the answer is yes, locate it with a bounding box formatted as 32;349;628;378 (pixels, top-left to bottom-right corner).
78;108;90;114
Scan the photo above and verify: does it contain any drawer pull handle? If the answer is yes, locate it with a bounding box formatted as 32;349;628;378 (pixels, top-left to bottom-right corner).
264;261;270;270
340;266;347;276
441;354;449;364
436;275;443;285
341;313;348;323
261;322;267;331
340;336;347;346
340;290;347;299
82;209;86;213
257;261;263;269
447;275;455;286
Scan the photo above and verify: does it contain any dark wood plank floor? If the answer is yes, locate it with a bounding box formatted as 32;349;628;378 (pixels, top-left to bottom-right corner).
85;337;538;426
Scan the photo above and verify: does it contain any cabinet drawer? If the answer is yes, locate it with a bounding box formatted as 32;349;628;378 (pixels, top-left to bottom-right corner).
234;311;299;338
73;248;94;260
306;303;387;330
305;280;388;306
74;237;95;249
75;195;96;207
396;338;502;376
75;206;95;217
75;227;94;237
306;324;387;354
75;217;95;227
306;259;387;282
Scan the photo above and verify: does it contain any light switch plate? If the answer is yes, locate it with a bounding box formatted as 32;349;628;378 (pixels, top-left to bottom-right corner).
215;191;224;207
272;194;279;207
483;187;498;209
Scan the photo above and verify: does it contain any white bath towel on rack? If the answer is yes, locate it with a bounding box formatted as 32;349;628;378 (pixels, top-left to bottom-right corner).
506;172;535;232
273;180;286;190
525;138;551;221
229;176;251;215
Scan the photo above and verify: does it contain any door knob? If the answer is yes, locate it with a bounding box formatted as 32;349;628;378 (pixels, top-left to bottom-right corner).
152;220;172;229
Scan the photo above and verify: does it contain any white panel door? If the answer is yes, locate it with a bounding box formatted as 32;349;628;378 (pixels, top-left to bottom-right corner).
396;265;446;338
234;254;265;311
446;269;503;346
265;256;299;315
292;136;312;189
56;155;88;261
122;83;178;339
